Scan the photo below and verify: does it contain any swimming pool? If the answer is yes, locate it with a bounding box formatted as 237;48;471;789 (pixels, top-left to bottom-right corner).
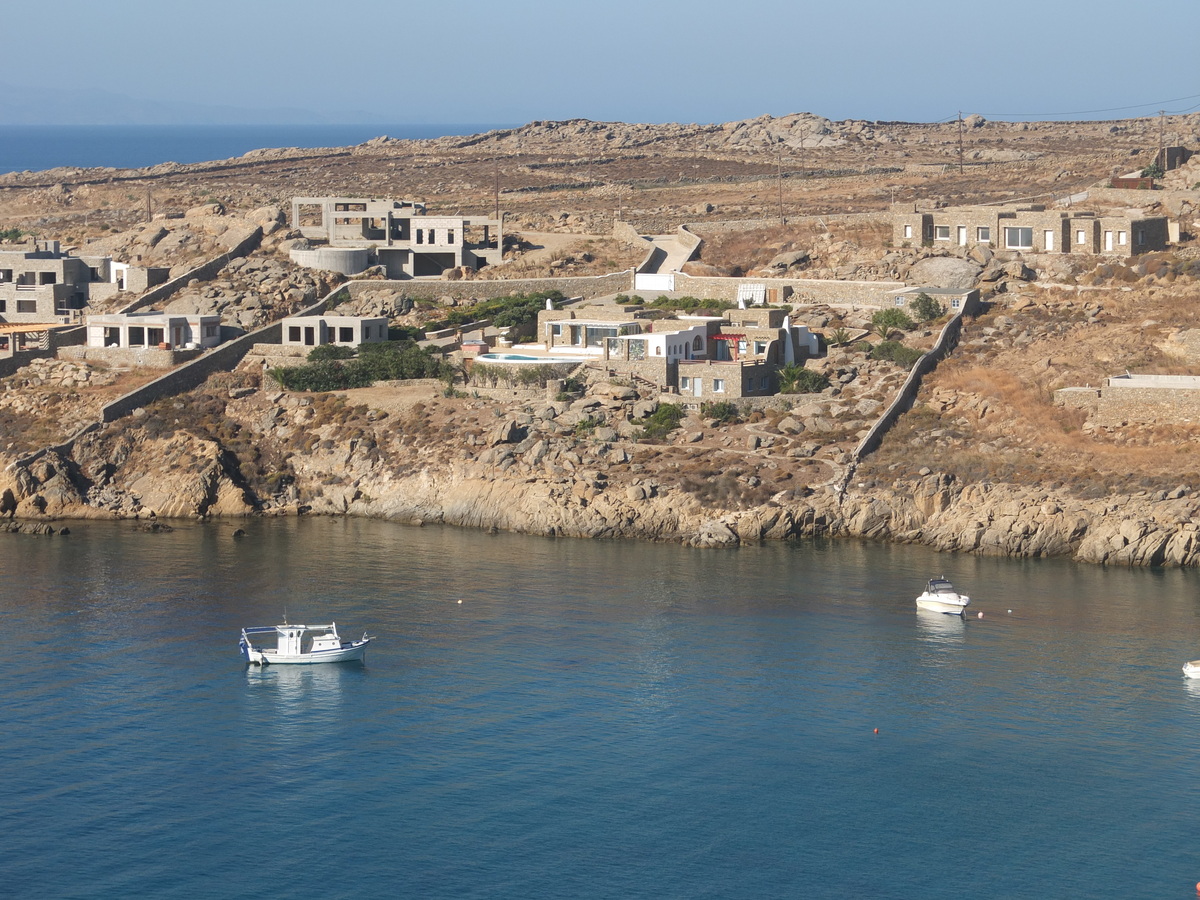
475;353;590;365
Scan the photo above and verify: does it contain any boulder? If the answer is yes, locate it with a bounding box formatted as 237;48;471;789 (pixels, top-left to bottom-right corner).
907;256;982;289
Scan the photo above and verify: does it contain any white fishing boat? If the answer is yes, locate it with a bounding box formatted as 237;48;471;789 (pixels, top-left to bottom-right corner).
239;621;372;665
1182;660;1200;679
914;577;971;616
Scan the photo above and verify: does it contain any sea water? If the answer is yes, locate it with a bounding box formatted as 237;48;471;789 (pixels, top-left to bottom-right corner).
2;518;1200;898
0;124;514;175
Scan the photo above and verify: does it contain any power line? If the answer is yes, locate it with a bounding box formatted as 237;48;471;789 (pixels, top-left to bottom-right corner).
974;91;1200;120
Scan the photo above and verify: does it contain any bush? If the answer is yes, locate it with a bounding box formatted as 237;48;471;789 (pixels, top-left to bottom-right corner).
909;292;945;323
430;290;564;331
634;403;685;442
871;308;915;337
273;340;452;391
700;400;741;424
1141;163;1164;179
308;344;355;361
870;341;924;368
778;364;829;394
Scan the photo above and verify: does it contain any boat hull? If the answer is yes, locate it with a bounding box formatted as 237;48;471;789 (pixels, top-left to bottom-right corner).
244;641;369;665
915;595;970;616
1183;661;1200;679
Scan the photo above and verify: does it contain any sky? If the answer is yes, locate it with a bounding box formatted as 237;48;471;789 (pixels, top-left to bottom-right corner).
2;0;1197;126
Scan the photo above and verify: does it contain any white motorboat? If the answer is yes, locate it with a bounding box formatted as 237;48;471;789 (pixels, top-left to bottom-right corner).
914;577;971;616
1182;660;1200;679
239;621;372;665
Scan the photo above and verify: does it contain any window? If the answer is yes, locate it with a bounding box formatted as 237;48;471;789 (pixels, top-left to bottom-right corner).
760;376;769;390
693;336;702;351
977;226;990;243
288;326;301;342
1004;227;1033;249
1077;230;1086;244
903;224;913;239
551;323;562;336
680;376;690;390
0;299;5;312
950;298;961;310
129;326;145;346
205;325;218;338
895;297;906;306
447;229;454;244
416;229;424;244
713;378;725;393
39;271;57;285
339;327;354;343
934;225;950;241
1118;231;1127;246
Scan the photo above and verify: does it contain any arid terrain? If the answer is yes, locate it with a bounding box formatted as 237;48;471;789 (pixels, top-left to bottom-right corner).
3;111;1200;565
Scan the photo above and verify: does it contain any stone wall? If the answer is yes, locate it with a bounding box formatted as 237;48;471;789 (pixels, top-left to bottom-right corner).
117;226;264;314
345;271;634;303
0;326;85;378
58;345;203;369
852;296;979;462
1096;386;1200;426
1084;187;1197;216
670;273;904;306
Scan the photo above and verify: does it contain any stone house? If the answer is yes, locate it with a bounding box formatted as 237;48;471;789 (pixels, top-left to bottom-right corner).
281;315;389;348
290;196;503;278
892;204;1169;258
534;305;819;399
0;241;169;324
885;286;979;316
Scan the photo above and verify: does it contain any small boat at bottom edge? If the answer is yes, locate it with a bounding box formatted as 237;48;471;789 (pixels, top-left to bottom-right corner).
915;577;971;616
239;621;372;665
1182;660;1200;679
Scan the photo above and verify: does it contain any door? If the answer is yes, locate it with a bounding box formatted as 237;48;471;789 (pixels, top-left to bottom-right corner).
1044;230;1054;252
957;226;967;246
693;378;702;397
1104;231;1113;251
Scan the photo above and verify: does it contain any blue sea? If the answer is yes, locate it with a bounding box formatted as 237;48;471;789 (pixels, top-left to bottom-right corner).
0;124;514;175
4;518;1200;898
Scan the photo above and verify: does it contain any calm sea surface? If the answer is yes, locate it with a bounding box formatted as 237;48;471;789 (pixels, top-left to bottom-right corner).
0;124;514;175
3;518;1200;898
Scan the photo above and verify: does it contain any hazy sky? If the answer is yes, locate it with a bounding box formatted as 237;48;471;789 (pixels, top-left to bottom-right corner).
4;0;1197;125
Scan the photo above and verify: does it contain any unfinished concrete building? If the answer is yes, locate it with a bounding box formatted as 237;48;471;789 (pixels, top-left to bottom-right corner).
290;197;503;278
0;241;168;324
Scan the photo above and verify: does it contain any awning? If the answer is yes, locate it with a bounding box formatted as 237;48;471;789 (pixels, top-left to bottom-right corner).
0;323;74;334
711;333;746;341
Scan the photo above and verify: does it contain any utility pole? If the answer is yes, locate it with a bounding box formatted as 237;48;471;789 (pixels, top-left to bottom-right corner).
493;156;500;220
146;188;152;222
957;111;964;175
1159;109;1166;171
777;142;785;225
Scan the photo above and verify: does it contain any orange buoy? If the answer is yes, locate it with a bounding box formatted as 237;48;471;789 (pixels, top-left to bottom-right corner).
873;728;879;734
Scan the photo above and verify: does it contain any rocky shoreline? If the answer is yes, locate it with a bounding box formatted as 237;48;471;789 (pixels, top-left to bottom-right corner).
5;372;1198;568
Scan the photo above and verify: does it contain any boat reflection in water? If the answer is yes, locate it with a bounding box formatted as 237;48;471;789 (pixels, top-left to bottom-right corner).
914;607;967;646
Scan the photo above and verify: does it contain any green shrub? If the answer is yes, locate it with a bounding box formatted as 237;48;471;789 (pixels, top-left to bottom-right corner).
909;292;945;323
871;308;915;338
307;344;355;361
700;400;741;423
274;340;451;391
870;341;924;368
778;364;829;394
634;402;685;442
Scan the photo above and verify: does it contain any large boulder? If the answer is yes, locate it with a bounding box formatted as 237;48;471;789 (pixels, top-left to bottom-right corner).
907;256;982;289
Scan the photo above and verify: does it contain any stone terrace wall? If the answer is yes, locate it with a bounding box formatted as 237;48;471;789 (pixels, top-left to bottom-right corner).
687;213;883;235
345;271;634;303
1077;187;1197;216
670;273;904;305
117;227;264;314
852;294;981;462
1094;385;1200;426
